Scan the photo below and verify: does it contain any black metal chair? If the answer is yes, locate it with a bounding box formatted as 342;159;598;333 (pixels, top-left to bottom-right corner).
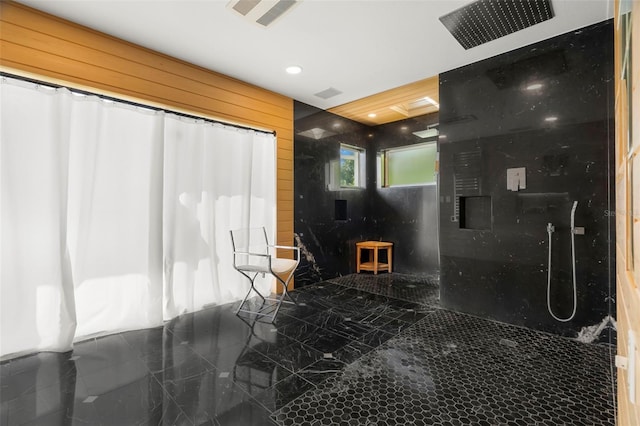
230;227;299;322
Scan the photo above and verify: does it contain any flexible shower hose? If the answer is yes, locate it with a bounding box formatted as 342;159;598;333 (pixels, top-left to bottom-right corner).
546;201;578;322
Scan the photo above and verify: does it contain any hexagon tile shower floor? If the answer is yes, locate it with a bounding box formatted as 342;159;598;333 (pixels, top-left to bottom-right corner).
272;274;615;426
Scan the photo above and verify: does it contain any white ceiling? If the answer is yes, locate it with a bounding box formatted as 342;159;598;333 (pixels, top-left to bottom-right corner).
17;0;612;110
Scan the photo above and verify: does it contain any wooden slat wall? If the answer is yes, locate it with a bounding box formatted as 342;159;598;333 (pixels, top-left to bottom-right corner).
614;1;640;424
0;0;294;290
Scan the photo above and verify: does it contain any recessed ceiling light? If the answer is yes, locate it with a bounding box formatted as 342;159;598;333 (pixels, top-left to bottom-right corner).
368;113;377;118
297;127;336;140
285;65;302;75
526;83;543;91
544;116;558;122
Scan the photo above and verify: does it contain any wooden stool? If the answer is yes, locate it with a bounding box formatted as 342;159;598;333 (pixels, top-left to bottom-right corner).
356;241;393;274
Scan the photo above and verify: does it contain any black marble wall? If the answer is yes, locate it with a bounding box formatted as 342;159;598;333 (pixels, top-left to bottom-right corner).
294;102;441;286
294;103;372;286
438;21;615;340
370;116;440;274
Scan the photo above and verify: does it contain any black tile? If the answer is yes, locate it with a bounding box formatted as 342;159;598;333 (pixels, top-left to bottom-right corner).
148;348;216;380
213;398;277;426
249;374;315;413
247;332;297;358
120;326;165;356
297;359;347;386
328;273;440;307
271;313;309;328
276;321;320;343
273;309;615;426
193;341;250;373
232;349;293;389
358;329;395;348
276;303;322;321
296;283;345;298
165;305;258;350
395;310;430;324
331;341;374;365
162;370;259;424
259;342;323;374
371;317;414;335
303;311;373;340
76;357;152;397
1;273;615;426
1;352;77;403
348;311;396;328
75;375;188;426
298;328;353;354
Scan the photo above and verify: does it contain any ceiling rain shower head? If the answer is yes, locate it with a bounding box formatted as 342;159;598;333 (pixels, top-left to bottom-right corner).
439;0;555;50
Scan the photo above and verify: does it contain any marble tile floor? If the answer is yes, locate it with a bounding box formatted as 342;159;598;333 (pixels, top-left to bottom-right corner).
1;274;615;425
326;272;440;306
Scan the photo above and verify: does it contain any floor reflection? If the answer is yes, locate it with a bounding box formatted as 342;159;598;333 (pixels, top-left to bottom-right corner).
1;273;615;425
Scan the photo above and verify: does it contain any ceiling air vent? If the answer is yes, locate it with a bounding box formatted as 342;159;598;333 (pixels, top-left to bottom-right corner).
314;87;343;100
439;0;555;50
227;0;300;27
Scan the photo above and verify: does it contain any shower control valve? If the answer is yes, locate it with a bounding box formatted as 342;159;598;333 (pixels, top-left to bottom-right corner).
546;223;555;233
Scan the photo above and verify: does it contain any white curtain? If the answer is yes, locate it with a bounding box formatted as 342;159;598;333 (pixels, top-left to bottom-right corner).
0;78;276;359
66;96;165;338
163;116;275;319
1;81;76;356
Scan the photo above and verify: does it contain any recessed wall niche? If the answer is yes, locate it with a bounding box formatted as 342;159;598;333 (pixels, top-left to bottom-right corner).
459;196;492;230
335;199;347;221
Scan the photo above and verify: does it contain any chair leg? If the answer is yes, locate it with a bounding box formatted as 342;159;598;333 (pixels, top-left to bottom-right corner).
235;270;298;323
269;273;297;322
235;272;265;315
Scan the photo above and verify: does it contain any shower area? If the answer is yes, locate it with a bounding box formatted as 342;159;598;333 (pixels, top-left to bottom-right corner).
438;20;615;342
293;20;616;343
285;17;618;425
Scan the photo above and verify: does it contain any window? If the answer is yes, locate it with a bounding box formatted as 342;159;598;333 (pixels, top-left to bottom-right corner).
327;144;366;190
378;142;437;187
340;144;365;188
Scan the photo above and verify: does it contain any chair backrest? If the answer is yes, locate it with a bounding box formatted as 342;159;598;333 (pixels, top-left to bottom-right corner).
230;227;270;268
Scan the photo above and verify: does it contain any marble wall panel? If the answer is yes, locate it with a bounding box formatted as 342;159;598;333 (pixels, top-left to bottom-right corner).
438;20;615;340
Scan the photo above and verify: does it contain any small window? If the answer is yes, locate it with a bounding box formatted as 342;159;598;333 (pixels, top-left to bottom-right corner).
326;144;365;191
340;144;365;188
378;142;437;187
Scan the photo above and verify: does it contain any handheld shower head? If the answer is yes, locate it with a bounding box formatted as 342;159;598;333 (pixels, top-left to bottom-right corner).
547;201;579;322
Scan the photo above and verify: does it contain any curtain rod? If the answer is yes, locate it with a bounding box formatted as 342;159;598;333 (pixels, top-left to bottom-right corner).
0;72;277;136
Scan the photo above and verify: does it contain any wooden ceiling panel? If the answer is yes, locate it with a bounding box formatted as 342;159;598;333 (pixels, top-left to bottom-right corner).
328;75;439;126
